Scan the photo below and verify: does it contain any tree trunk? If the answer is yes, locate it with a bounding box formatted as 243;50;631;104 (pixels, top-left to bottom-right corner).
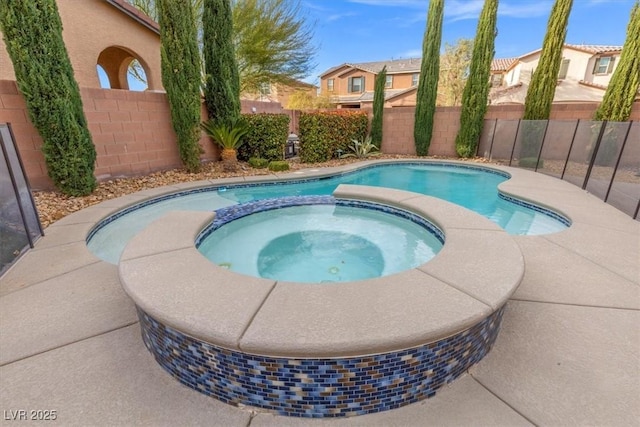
220;148;238;172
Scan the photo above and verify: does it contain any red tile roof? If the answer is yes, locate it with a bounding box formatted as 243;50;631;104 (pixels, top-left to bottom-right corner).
565;44;622;54
491;58;518;72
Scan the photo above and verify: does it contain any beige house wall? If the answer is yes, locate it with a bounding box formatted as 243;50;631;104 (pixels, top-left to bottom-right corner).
0;0;162;91
386;73;416;90
339;69;376;93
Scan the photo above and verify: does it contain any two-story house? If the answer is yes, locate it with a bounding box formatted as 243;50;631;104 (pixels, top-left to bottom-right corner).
319;58;422;109
490;44;624;104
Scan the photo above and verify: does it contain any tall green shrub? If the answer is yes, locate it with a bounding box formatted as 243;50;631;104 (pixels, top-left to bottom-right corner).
371;66;387;149
523;0;573;120
414;0;444;156
0;0;96;196
455;0;498;158
158;0;203;173
203;0;240;125
594;1;640;122
299;111;368;163
238;113;290;161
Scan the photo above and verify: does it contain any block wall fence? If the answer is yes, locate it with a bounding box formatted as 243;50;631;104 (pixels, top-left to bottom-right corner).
1;79;637;190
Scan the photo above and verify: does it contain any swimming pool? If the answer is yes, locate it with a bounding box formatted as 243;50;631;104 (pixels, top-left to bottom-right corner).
196;196;444;283
88;161;570;264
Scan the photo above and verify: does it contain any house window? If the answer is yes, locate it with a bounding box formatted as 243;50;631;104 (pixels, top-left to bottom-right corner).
558;58;570;79
490;73;503;87
348;76;364;93
593;56;615;74
327;78;334;92
412;73;419;86
385;75;393;88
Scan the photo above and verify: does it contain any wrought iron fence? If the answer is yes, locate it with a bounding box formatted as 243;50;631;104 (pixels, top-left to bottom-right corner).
478;119;639;220
1;123;43;276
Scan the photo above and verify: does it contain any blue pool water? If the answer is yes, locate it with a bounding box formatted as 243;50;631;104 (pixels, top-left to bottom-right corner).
87;162;569;264
197;203;443;283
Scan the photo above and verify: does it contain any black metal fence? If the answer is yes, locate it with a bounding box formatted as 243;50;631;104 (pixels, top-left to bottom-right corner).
478;119;639;220
1;123;43;276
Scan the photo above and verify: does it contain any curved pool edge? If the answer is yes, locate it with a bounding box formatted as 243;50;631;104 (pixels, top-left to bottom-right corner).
117;184;525;417
119;186;524;359
85;159;573;252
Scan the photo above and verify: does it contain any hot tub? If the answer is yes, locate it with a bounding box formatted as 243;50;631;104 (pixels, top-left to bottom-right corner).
119;185;524;418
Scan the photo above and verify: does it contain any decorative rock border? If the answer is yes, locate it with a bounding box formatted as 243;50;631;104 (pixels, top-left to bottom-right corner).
119;185;524;417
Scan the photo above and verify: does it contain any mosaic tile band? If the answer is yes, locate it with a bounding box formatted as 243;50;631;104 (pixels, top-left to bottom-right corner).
89;161;568;242
196;195;445;247
138;306;505;418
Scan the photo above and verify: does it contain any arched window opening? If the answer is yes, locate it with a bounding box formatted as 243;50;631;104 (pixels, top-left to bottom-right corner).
97;46;151;91
96;64;111;89
127;59;148;91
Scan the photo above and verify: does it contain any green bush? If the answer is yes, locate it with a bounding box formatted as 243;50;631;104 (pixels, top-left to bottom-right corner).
268;160;289;171
237;113;290;161
518;157;544;169
0;0;96;196
248;157;269;168
158;0;203;173
298;111;368;163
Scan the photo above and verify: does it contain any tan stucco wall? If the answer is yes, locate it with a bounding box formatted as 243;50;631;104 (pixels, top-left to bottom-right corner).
0;0;162;90
386;73;416;90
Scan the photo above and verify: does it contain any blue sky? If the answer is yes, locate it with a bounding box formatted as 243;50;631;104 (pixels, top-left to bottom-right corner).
303;0;636;84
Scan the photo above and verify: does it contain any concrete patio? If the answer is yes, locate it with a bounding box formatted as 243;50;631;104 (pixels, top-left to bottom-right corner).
1;161;638;426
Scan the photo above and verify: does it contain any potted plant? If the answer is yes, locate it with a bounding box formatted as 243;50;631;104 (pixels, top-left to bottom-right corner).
200;118;249;172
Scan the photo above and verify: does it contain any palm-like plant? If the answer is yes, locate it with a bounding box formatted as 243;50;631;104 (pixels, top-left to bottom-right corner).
200;118;249;171
340;136;381;159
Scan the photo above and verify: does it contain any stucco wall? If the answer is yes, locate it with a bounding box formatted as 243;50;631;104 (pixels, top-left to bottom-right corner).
2;78;638;190
0;0;162;90
381;102;640;157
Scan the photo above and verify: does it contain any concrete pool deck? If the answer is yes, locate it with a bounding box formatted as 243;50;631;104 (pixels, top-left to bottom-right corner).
1;160;638;426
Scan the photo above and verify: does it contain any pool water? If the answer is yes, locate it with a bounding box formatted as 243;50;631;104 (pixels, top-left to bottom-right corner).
88;163;569;264
197;204;442;283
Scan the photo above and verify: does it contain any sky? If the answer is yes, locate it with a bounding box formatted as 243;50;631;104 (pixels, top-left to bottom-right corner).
302;0;636;84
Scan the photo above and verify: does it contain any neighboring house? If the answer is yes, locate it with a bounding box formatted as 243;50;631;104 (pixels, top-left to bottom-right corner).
0;0;162;91
490;44;624;104
241;79;318;109
319;58;422;109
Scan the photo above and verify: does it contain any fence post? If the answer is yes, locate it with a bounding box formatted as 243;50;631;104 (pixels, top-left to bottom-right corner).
534;120;550;172
0;124;41;248
508;119;522;167
480;118;498;159
561;119;581;180
582;120;608;190
604;121;633;203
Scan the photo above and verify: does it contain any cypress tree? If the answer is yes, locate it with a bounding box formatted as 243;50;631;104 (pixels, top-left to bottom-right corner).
203;0;241;125
455;0;498;158
414;0;444;156
0;0;96;196
158;0;203;173
523;0;573;120
371;66;387;149
594;1;640;122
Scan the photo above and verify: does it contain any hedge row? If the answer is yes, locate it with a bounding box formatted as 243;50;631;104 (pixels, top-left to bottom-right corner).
298;111;368;163
237;113;290;161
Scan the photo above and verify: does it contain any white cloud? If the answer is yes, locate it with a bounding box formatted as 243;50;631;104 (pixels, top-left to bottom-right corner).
327;11;359;22
347;0;426;7
444;0;553;22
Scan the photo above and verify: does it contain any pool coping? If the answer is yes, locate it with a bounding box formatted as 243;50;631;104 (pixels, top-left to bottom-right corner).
118;184;524;358
1;159;638;425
